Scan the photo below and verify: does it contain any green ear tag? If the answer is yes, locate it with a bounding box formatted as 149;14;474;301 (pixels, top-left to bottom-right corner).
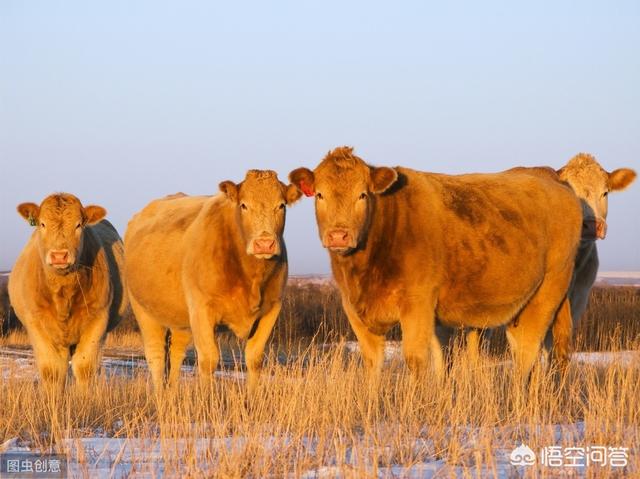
28;215;37;227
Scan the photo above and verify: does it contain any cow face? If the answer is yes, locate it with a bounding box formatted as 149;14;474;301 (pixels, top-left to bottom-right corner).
289;147;398;254
558;153;636;240
219;170;301;259
17;194;106;273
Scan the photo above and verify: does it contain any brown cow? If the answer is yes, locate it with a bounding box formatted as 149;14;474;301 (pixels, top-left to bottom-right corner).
124;170;301;394
443;155;636;366
290;147;582;382
8;193;127;388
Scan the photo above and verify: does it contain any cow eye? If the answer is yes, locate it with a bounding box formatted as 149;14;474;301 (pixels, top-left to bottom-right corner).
240;203;248;210
603;191;609;198
76;223;82;229
40;222;46;228
359;192;367;200
316;193;323;200
279;203;286;210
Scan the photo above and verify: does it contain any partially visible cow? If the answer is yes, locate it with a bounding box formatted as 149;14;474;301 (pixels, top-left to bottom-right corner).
549;154;636;359
290;147;582;383
8;193;127;387
124;170;301;394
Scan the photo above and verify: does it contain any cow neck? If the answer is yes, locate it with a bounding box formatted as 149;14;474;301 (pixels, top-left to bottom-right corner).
576;239;597;268
39;230;99;321
330;194;391;287
39;258;92;322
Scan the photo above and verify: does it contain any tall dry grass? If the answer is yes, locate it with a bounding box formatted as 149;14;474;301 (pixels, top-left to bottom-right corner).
1;339;638;477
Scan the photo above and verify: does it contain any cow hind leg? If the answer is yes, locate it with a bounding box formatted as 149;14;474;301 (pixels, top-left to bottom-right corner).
188;308;220;384
130;295;167;393
167;328;192;386
550;297;572;370
506;264;573;390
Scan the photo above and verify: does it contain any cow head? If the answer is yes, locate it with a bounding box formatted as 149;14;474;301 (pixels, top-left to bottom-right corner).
289;146;398;254
17;193;107;274
558;153;636;240
219;170;301;259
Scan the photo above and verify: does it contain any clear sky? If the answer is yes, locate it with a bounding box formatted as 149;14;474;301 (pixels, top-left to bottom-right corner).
1;1;639;274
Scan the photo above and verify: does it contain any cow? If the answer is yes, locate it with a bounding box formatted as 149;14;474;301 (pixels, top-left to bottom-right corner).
289;146;582;383
124;170;301;394
546;154;636;361
8;193;127;388
438;154;636;368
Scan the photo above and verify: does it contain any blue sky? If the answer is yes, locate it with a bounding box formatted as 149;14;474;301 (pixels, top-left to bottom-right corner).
1;1;639;273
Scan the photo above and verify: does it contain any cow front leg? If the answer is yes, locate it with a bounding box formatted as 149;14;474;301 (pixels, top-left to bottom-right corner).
27;324;69;391
342;299;385;383
166;328;192;387
400;302;443;382
71;313;108;388
244;302;281;396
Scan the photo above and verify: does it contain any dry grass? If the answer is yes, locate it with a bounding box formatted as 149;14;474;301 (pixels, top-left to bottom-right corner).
1;280;639;476
1;339;638;477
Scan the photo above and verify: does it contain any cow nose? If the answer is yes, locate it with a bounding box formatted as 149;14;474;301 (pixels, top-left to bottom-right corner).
326;229;351;248
48;249;70;266
253;237;277;254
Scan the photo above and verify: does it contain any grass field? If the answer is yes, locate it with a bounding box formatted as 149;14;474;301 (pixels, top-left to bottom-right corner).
1;281;639;477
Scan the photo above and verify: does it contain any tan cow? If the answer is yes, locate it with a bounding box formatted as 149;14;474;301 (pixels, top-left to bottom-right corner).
290;147;582;382
544;154;635;360
439;154;636;366
124;170;301;394
9;193;127;388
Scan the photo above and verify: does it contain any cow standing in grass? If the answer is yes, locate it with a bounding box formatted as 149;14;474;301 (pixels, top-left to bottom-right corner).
290;147;582;382
441;154;637;366
9;193;127;388
546;154;636;360
124;170;301;394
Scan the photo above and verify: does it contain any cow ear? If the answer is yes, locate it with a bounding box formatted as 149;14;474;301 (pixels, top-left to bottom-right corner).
285;183;303;205
17;203;39;226
370;166;398;194
289;168;315;197
608;168;637;192
84;205;107;225
219;180;239;202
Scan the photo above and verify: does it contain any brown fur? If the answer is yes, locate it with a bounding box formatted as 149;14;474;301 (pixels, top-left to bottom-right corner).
290;147;582;381
8;193;127;387
124;171;301;394
448;155;636;366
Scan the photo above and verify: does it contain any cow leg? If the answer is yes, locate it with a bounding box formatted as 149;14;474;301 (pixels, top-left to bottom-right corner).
30;330;69;390
130;295;167;393
189;308;220;383
167;328;192;387
506;264;574;388
550;297;572;369
342;298;385;382
400;305;443;382
245;302;281;396
71;313;108;388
